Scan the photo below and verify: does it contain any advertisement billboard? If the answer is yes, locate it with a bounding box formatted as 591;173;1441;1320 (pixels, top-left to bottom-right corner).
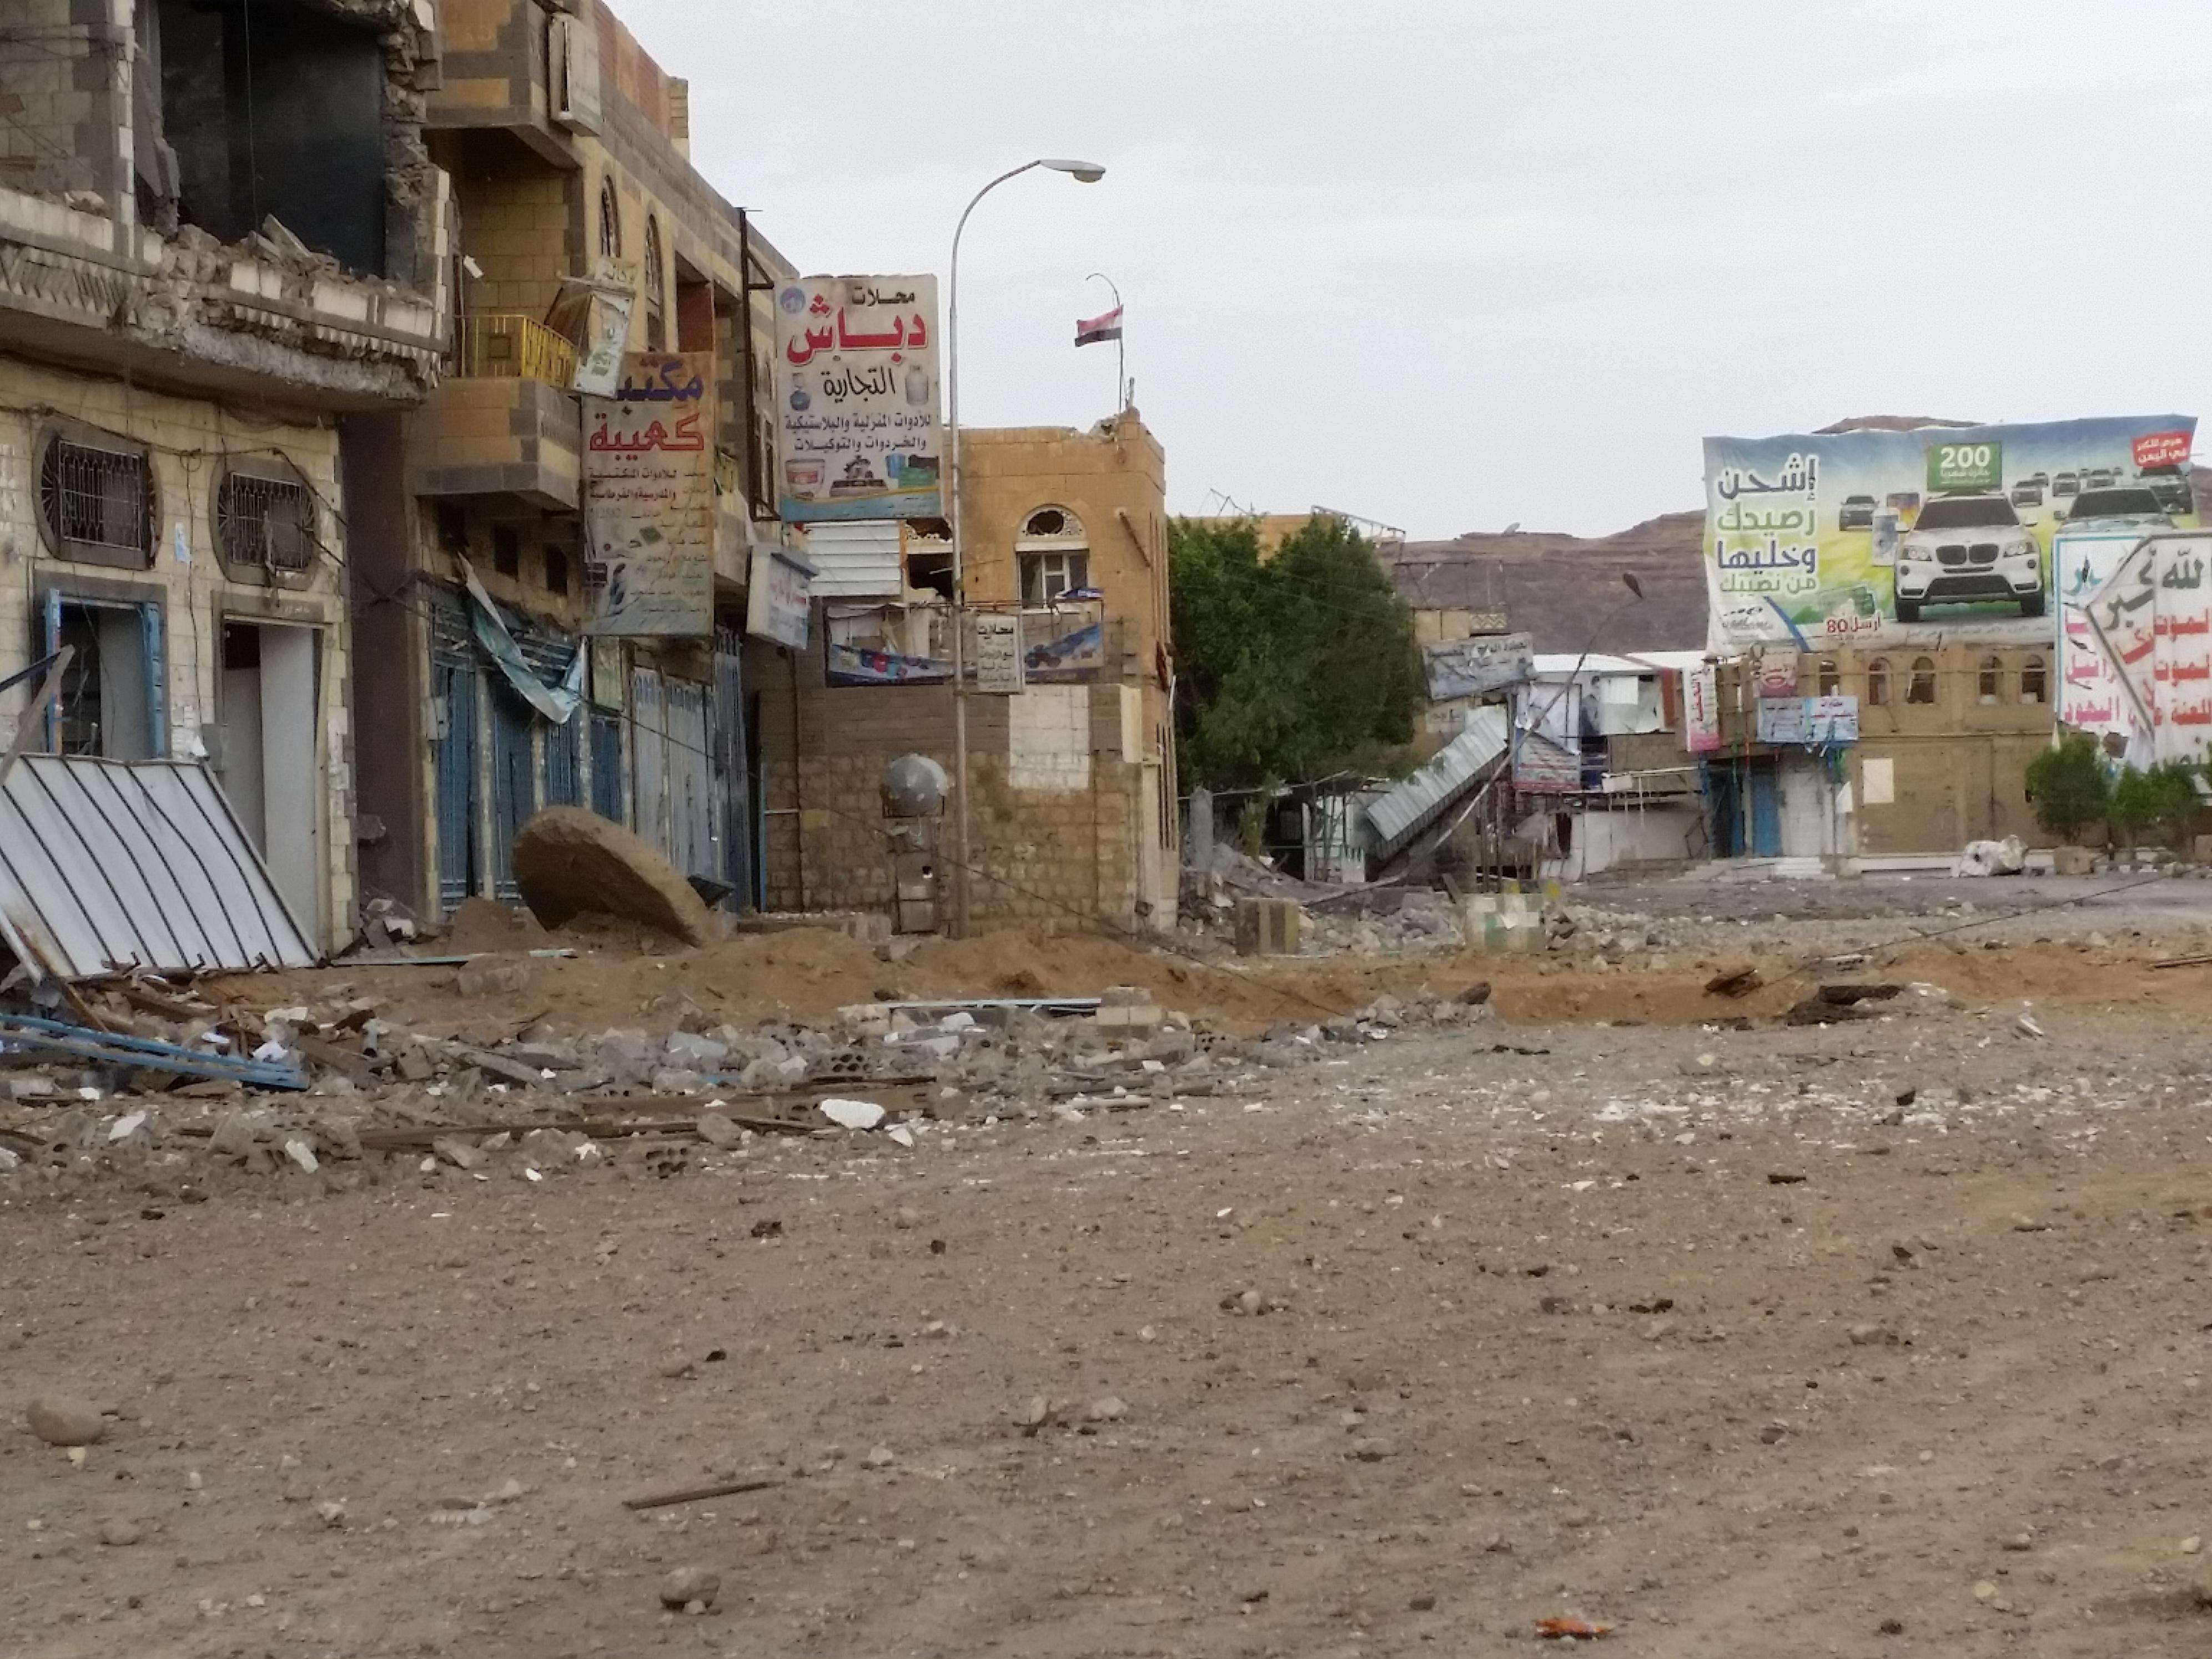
582;352;716;637
774;274;942;522
1704;416;2196;651
2075;531;2212;767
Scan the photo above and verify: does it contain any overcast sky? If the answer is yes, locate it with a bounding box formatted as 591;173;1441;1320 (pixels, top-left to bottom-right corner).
613;1;2211;540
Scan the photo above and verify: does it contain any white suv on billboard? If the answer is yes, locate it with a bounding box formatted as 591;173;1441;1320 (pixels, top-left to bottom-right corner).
1892;492;2043;622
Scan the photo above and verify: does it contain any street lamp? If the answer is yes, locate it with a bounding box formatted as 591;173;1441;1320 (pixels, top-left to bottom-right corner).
944;157;1108;936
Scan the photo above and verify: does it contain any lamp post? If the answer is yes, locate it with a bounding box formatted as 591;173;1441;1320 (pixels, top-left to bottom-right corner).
944;157;1106;937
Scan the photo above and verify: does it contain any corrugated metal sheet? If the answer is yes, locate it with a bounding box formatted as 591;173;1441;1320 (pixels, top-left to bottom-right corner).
797;521;903;597
0;756;319;978
1363;706;1510;856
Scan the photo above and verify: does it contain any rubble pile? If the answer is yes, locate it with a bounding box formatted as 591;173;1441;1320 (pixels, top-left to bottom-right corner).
0;969;1497;1194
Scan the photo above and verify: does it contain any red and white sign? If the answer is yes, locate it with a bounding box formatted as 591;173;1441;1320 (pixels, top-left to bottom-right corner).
1685;662;1722;753
2133;429;2192;469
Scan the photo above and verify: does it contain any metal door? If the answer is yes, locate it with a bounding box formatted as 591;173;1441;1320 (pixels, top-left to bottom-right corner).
590;708;624;822
630;667;666;853
665;676;715;879
713;626;750;904
543;713;580;807
489;683;535;898
1749;765;1783;857
430;593;479;908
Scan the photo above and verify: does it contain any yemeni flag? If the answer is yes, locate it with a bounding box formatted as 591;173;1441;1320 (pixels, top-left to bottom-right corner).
1074;305;1123;347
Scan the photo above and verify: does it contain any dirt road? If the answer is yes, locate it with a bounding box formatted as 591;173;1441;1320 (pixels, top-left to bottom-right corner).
5;933;2211;1657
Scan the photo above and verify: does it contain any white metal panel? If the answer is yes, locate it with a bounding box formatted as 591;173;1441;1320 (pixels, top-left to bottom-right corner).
0;756;317;978
797;521;903;598
1362;706;1511;855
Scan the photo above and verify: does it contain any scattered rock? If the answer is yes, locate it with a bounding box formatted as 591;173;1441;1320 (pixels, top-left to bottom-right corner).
26;1395;105;1447
95;1517;141;1547
694;1110;743;1148
657;1566;720;1612
1085;1395;1128;1424
864;1445;897;1468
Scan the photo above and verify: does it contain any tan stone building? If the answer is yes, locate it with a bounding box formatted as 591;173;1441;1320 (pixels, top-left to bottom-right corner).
0;1;451;949
351;0;793;918
752;411;1180;934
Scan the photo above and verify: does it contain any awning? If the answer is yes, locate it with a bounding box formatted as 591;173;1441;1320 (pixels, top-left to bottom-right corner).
0;756;319;979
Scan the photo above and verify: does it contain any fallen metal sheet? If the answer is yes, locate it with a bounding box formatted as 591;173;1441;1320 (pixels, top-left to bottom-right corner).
881;997;1102;1018
0;1013;308;1090
1363;707;1511;858
0;756;317;979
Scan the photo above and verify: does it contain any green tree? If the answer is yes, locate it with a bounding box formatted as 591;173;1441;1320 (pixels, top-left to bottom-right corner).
1170;515;1424;791
2023;733;2108;845
2107;760;2200;851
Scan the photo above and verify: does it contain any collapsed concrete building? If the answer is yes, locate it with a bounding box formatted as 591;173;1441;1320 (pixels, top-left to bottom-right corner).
0;0;451;948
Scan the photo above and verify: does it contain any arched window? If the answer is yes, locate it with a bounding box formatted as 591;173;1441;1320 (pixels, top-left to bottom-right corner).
1817;657;1840;696
1977;654;2004;703
1016;505;1090;605
2020;654;2047;705
642;218;666;351
1866;657;1890;706
1907;656;1937;705
597;179;621;262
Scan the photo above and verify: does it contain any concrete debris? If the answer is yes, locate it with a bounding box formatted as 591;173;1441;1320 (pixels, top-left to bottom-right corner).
25;1395;106;1447
821;1098;887;1132
511;807;717;945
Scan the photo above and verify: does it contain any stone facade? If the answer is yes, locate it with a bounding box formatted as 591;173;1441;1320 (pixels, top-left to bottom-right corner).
754;413;1180;936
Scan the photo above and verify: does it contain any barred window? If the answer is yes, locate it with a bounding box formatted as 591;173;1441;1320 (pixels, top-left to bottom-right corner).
38;429;155;569
642;218;666;351
598;179;621;262
214;464;315;582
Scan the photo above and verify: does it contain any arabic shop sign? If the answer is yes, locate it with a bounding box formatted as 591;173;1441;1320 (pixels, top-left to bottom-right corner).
971;612;1024;695
746;544;813;652
582;352;716;637
2077;531;2212;767
1703;415;2198;652
775;274;942;522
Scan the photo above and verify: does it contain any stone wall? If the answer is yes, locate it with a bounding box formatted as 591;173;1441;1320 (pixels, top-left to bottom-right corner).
0;357;356;944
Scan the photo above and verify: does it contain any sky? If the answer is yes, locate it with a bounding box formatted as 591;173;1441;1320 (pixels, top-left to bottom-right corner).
612;0;2212;540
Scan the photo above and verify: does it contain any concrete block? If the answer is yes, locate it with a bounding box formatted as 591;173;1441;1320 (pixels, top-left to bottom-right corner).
1234;897;1303;957
2053;844;2097;876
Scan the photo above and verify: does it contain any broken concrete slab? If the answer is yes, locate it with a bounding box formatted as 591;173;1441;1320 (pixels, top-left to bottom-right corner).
511;807;716;946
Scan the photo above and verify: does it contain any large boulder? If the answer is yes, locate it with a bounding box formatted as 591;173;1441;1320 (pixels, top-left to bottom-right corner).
511;807;715;946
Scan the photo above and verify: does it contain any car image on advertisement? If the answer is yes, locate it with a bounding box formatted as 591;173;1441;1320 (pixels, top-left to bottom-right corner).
1892;492;2044;622
2009;472;2047;509
2062;486;2170;527
2136;464;2193;515
2053;471;2080;501
1838;494;1876;530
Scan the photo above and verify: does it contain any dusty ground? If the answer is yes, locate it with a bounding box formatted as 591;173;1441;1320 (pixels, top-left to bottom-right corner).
6;881;2212;1657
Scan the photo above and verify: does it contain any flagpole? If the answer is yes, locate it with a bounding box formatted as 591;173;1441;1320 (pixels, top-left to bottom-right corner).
1087;272;1124;409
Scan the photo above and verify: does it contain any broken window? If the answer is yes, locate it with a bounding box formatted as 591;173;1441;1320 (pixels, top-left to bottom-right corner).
1907;656;1937;705
53;600;157;760
643;219;667;352
545;546;571;595
435;501;468;555
2021;655;2047;705
1977;654;2003;703
214;460;316;583
493;525;521;579
1866;658;1890;706
38;427;155;570
155;0;389;275
1817;657;1839;696
599;179;621;262
1015;506;1092;605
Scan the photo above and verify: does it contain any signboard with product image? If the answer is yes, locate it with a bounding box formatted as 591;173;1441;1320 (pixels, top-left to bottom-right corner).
773;274;942;522
1703;416;2198;652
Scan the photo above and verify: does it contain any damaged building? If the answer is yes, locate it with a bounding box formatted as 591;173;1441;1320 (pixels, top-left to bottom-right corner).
754;412;1180;935
352;0;790;919
0;0;451;951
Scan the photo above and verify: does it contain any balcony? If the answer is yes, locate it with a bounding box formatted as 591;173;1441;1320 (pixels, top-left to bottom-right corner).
0;183;450;412
407;313;583;510
453;313;579;388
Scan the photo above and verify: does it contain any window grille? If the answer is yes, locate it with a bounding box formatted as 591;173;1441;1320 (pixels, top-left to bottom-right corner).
216;470;315;576
39;435;154;566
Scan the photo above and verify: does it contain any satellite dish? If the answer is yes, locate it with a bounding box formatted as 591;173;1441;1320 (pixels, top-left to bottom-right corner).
1503;521;1520;534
